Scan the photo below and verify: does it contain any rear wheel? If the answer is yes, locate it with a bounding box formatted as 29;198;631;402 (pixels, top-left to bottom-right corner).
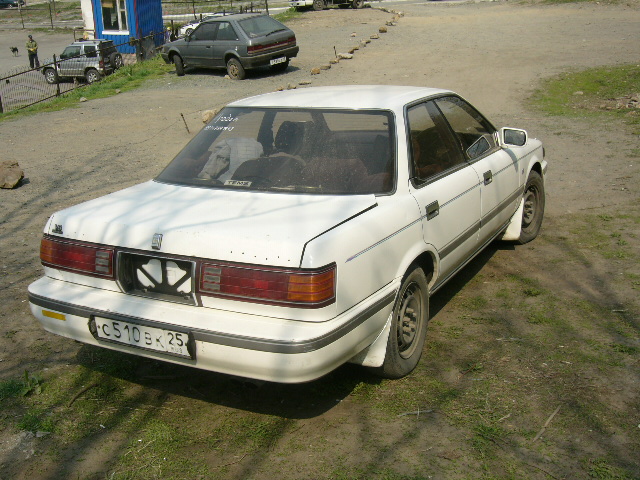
517;170;545;244
352;0;364;8
226;57;246;80
373;266;429;379
312;0;324;11
85;68;101;84
43;68;59;84
173;55;185;76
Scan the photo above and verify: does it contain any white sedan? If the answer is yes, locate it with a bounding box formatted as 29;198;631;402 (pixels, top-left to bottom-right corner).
28;86;546;383
179;13;225;37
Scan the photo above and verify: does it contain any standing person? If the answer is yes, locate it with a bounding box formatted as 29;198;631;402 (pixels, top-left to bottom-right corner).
26;34;40;69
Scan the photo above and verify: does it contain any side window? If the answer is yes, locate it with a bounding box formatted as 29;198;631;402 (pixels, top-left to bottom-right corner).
434;96;497;160
61;46;81;59
84;45;97;58
216;22;238;41
192;23;217;41
407;102;464;184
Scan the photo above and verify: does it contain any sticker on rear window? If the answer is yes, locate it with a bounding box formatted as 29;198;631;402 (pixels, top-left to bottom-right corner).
224;180;252;187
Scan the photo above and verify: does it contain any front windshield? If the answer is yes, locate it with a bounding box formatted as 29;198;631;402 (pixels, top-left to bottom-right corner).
156;107;395;195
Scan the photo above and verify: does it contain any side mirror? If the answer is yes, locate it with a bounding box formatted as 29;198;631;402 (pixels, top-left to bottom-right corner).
500;127;527;147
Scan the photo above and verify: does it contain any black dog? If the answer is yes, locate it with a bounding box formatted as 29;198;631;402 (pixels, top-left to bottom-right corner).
10;46;19;56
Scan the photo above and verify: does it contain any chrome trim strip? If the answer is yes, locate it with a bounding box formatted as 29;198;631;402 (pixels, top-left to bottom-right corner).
346;218;422;263
28;290;395;355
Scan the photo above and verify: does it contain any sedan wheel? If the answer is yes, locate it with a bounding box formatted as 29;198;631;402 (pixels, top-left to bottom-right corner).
373;266;429;379
312;0;324;11
518;170;545;244
226;58;246;80
173;55;185;76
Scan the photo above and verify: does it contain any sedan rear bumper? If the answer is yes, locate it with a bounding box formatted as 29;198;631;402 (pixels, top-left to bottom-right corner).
28;276;393;383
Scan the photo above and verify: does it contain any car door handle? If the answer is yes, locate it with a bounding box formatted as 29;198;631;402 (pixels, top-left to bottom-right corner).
483;170;493;185
426;201;439;220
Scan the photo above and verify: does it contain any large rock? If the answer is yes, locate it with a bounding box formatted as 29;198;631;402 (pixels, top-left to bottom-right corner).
0;160;24;189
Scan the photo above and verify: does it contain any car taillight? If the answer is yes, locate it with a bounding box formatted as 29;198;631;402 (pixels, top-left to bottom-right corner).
199;262;335;308
247;36;296;55
40;236;115;278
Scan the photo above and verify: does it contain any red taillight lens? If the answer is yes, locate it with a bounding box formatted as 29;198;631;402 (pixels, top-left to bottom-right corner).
199;263;335;307
247;36;296;55
40;236;114;278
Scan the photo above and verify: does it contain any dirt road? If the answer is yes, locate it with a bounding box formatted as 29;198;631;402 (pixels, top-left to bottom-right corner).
1;2;639;479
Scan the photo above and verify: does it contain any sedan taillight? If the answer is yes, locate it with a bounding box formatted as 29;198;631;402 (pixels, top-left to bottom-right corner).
199;262;335;308
40;236;115;278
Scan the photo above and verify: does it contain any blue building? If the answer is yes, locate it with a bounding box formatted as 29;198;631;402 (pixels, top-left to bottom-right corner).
81;0;165;53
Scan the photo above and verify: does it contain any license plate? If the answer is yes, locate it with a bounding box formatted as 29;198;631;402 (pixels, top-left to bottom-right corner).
93;317;193;359
270;56;286;66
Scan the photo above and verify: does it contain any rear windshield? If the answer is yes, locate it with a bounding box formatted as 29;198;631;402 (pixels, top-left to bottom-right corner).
156;107;395;195
238;16;288;38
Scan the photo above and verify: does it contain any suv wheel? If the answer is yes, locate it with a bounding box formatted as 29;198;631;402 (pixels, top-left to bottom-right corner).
85;68;101;84
226;58;246;80
43;68;60;84
110;52;124;70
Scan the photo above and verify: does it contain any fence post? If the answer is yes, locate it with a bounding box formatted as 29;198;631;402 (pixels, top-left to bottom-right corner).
48;0;54;30
53;54;61;97
0;93;4;114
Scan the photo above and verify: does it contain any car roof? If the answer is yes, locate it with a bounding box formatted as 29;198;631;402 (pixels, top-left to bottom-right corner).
202;12;268;23
229;85;454;111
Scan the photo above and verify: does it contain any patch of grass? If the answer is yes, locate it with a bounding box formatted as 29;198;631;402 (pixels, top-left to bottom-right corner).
586;458;632;480
18;408;55;433
1;56;173;122
531;64;640;129
273;7;303;23
0;378;23;401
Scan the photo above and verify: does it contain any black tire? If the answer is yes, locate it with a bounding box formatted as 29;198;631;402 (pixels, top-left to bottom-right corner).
517;170;545;244
312;0;324;11
110;52;123;70
352;0;364;8
373;266;429;379
173;55;185;76
270;59;289;73
85;68;101;84
43;68;59;84
226;57;246;80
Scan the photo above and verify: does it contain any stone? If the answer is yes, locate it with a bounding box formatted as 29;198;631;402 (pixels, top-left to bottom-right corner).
0;160;24;189
201;108;220;123
370;34;380;40
320;64;331;70
379;26;388;33
311;67;321;75
338;53;353;60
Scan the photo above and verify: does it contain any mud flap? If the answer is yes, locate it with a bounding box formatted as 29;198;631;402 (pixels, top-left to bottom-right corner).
348;310;393;367
501;198;524;241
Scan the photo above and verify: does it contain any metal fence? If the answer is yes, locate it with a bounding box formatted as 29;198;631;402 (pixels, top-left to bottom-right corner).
0;33;163;114
0;1;84;30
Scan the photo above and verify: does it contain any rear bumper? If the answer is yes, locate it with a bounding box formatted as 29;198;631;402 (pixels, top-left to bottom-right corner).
242;45;299;69
28;276;393;383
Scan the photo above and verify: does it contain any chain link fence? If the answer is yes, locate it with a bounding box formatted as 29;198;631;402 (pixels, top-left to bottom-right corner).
0;33;164;113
